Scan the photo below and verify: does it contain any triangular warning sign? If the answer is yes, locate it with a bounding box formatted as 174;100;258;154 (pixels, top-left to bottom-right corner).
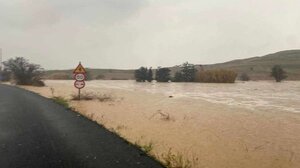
73;63;86;74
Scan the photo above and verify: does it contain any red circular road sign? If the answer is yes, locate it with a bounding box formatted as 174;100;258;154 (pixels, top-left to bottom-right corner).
74;73;86;81
74;80;85;89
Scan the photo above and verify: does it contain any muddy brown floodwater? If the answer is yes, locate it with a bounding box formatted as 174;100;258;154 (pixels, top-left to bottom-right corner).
22;80;300;168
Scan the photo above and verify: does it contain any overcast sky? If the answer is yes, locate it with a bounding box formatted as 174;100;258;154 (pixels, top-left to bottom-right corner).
0;0;299;70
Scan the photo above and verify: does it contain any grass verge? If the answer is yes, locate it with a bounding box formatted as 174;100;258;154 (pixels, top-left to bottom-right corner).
52;96;71;109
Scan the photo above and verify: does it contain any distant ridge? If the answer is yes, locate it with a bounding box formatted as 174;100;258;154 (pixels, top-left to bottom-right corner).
44;50;300;80
200;50;300;80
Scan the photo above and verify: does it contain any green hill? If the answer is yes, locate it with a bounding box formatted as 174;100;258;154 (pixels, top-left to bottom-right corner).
44;50;300;80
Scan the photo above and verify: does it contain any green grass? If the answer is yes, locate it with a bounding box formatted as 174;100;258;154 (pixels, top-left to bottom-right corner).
52;96;70;109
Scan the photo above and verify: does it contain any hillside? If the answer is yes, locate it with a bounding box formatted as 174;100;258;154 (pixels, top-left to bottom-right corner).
44;50;300;80
203;50;300;80
44;69;135;80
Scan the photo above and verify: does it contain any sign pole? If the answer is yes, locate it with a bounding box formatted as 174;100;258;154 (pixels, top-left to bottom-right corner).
78;89;81;100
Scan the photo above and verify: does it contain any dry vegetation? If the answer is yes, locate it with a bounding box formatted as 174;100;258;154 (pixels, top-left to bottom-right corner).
196;69;237;83
71;91;113;102
159;148;198;168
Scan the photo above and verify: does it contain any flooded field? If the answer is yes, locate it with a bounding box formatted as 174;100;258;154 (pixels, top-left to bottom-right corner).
50;80;300;113
24;80;300;168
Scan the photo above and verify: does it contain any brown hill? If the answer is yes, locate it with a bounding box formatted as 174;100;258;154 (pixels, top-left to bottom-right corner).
44;50;300;80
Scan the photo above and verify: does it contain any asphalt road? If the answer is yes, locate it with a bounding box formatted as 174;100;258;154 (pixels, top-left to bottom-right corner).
0;84;164;168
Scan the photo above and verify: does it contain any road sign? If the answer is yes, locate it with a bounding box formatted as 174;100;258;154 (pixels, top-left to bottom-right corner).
73;63;86;74
74;73;86;81
74;62;86;100
74;80;85;89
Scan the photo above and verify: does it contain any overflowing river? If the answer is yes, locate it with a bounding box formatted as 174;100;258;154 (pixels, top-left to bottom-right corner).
48;80;300;113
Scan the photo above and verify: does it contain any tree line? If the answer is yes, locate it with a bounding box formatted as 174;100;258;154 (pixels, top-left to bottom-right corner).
135;62;288;83
0;58;288;85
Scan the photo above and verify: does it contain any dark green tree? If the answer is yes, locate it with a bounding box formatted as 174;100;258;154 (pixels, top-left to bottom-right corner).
135;67;148;82
3;57;44;86
271;65;287;82
156;67;171;82
173;62;197;82
173;72;183;82
147;67;153;82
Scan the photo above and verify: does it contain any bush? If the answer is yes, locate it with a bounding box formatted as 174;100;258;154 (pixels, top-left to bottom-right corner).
271;65;287;82
156;67;171;82
161;148;193;168
196;69;237;83
3;57;44;86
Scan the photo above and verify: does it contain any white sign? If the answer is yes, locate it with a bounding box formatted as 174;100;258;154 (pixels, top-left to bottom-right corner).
74;73;86;81
74;80;85;89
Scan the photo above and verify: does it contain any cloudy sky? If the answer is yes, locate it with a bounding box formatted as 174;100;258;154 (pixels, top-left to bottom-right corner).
0;0;299;70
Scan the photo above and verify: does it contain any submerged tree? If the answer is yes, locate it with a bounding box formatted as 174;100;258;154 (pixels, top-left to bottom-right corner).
173;62;197;82
3;57;44;86
271;65;287;82
156;67;171;82
135;67;148;82
147;67;153;82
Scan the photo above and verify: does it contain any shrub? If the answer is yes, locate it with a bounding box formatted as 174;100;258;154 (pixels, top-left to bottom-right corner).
161;148;192;168
196;69;237;83
3;57;44;86
271;65;287;82
141;142;154;154
156;67;171;82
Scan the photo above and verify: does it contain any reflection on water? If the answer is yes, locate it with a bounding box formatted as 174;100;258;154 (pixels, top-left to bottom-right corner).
49;80;300;113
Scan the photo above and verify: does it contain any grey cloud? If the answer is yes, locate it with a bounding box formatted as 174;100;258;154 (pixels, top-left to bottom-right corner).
0;0;299;69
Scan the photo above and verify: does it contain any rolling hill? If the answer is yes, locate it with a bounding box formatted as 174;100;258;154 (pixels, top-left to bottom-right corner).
44;50;300;80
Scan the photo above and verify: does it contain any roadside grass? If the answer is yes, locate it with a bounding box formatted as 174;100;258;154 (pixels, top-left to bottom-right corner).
160;148;196;168
71;91;113;102
49;89;193;168
52;96;71;109
139;142;154;154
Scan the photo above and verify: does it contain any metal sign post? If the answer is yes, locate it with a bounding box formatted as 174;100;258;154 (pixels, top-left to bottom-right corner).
73;62;86;100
